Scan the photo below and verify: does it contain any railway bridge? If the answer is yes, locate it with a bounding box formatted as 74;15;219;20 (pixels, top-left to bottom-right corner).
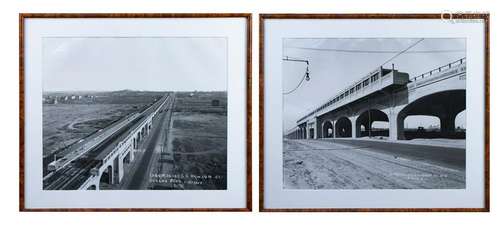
286;58;466;141
43;94;170;190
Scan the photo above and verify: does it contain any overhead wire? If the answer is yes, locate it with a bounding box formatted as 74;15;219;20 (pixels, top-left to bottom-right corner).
283;66;308;95
283;38;426;96
285;46;464;54
379;38;425;66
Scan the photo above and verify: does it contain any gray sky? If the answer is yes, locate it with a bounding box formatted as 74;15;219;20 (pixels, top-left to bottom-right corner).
43;37;227;92
283;38;466;132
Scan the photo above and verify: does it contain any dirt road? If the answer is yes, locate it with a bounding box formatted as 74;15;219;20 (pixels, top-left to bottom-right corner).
283;139;465;189
120;96;174;190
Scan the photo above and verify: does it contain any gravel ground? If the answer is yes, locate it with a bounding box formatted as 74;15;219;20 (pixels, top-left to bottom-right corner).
283;139;465;189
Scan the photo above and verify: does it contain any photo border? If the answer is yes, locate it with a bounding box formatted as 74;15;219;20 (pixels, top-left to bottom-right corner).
19;13;252;212
259;13;489;212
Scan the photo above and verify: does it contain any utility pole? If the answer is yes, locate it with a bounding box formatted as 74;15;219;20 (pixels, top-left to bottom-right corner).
283;56;310;66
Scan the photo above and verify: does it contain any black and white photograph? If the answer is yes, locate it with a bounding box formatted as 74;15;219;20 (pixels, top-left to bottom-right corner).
261;14;488;211
42;37;228;191
21;14;250;210
282;38;466;190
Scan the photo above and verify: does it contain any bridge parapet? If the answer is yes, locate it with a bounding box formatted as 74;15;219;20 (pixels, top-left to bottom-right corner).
411;57;465;82
408;57;466;90
100;96;168;166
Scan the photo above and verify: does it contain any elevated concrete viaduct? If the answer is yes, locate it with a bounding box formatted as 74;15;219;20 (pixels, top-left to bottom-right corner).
286;58;466;141
44;94;171;190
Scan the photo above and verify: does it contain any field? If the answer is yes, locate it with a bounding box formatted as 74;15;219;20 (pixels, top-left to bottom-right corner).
43;104;140;157
167;91;227;189
42;90;163;158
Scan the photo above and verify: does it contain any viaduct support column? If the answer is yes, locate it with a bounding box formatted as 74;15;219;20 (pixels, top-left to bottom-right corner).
313;118;318;139
118;156;124;183
130;148;135;162
440;115;455;132
440;115;455;138
349;115;358;139
108;166;114;185
332;120;336;138
388;109;405;140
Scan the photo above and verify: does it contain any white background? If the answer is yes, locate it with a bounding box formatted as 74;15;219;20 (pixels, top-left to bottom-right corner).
0;0;498;224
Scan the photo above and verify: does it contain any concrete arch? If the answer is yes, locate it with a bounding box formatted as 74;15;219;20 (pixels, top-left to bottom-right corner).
455;109;466;130
308;127;315;139
123;151;131;164
398;89;466;139
298;126;307;139
99;165;113;190
322;120;334;138
355;109;389;137
335;117;352;138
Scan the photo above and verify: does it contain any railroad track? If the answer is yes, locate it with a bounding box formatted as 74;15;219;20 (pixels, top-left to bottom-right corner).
44;116;141;190
43;94;170;190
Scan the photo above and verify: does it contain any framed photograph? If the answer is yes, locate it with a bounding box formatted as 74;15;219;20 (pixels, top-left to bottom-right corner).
20;13;251;211
260;14;489;212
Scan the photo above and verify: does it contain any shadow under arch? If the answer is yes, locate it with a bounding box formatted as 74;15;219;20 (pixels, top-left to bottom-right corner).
335;117;352;138
99;165;113;190
355;109;389;137
397;89;466;140
322;120;334;138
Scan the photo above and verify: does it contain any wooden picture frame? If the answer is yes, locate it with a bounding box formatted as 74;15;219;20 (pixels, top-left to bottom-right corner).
259;13;489;212
20;13;252;212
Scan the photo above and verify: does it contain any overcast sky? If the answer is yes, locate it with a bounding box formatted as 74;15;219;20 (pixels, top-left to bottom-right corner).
43;37;227;92
283;38;466;132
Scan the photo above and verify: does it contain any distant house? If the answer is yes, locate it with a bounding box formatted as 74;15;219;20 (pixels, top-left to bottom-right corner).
43;96;58;104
